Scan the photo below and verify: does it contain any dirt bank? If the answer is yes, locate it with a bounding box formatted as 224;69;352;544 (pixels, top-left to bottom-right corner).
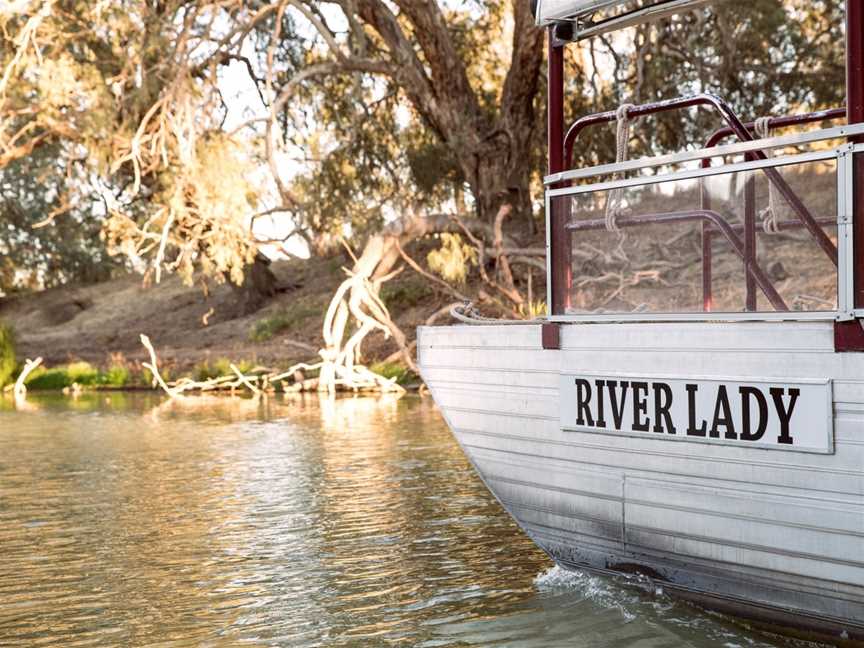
0;255;444;372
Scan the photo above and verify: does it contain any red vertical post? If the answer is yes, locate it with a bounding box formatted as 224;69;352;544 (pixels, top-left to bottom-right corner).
837;0;864;350
548;30;565;177
548;29;571;316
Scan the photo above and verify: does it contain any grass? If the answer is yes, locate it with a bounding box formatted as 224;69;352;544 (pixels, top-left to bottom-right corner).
369;361;416;386
25;361;132;390
10;356;415;392
18;357;262;391
104;364;132;387
193;358;256;381
249;301;321;342
517;299;547;320
0;322;15;388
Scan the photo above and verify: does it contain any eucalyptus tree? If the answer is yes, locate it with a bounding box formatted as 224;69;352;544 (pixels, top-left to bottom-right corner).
0;144;119;292
231;0;551;383
1;0;264;293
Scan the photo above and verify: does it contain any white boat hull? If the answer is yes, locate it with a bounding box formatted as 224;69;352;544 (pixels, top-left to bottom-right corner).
418;321;864;642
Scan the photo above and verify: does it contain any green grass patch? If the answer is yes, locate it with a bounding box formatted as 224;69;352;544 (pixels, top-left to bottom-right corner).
249;302;321;342
24;367;74;390
369;361;416;386
24;361;132;390
103;364;131;387
193;357;256;381
0;322;16;388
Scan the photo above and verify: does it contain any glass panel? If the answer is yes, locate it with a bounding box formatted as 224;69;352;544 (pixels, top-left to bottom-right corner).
550;158;838;315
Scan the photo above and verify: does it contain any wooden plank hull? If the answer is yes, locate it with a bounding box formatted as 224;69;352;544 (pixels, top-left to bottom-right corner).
417;321;864;643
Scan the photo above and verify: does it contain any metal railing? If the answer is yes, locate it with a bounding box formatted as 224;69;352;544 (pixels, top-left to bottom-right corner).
700;108;846;311
545;97;860;321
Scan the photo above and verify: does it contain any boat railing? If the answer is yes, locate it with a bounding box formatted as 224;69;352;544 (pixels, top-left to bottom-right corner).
700;108;847;312
545;116;864;322
564;93;757;172
563;96;841;272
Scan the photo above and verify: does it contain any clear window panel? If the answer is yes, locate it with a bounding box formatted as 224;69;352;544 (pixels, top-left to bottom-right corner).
553;158;838;315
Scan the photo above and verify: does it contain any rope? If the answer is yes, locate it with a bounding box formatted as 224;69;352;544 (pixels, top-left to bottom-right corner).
448;302;543;325
605;103;635;232
753;117;782;234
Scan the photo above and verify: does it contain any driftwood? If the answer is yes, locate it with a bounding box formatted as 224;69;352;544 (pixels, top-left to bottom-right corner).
140;335;179;397
229;362;263;396
11;357;43;404
136;337;403;398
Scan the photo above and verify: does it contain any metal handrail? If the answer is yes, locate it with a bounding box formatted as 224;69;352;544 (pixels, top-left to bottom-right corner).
703;107;846;150
560;94;839;264
547;122;864;184
703;108;844;266
564;93;747;170
556;100;849;314
565;209;789;311
698;108;847;311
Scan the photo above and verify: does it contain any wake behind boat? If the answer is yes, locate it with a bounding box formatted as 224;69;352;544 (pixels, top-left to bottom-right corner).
420;0;864;642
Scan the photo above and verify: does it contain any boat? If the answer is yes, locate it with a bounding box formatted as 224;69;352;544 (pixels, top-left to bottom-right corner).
418;0;864;642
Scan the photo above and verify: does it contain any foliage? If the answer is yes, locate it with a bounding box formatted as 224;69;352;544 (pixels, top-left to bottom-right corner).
0;1;262;289
101;133;261;286
0;322;16;387
193;358;256;381
24;361;131;390
22;367;69;391
143;362;175;386
103;364;131;387
517;300;548;320
0;145;121;292
369;361;415;386
426;234;478;285
272;0;545;234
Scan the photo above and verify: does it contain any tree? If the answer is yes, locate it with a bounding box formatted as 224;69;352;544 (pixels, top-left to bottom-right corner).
241;0;550;386
0;144;120;292
1;1;263;291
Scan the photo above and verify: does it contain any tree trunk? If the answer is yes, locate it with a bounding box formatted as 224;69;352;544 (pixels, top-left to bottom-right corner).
231;253;278;316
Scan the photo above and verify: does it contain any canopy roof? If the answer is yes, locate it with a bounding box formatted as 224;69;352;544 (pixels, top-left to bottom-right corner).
534;0;623;25
534;0;719;37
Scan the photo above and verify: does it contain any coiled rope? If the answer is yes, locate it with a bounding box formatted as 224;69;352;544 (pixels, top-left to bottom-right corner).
753;117;783;234
449;302;542;325
604;103;636;232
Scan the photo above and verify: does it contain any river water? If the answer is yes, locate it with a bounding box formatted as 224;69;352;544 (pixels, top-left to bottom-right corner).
0;393;815;647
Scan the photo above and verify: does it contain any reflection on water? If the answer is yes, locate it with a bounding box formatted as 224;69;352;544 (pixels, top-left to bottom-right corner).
0;393;806;646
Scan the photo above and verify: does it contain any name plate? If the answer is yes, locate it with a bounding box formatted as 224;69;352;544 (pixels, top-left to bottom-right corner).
560;373;833;454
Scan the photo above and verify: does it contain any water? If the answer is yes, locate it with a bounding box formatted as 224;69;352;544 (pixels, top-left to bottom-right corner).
0;393;814;647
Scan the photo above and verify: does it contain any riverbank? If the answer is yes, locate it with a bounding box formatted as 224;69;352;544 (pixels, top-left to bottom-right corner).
0;254;446;389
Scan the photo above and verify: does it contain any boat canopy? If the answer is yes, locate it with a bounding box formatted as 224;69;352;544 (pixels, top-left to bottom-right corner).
534;0;721;37
534;0;623;25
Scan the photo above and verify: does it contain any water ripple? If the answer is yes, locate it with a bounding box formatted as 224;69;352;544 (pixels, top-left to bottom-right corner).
0;393;815;647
